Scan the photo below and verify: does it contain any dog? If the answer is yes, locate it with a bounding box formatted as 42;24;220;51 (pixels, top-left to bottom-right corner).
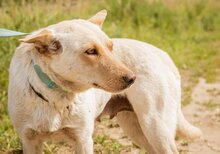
8;10;202;154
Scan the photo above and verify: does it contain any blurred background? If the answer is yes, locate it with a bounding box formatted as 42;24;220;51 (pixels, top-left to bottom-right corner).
0;0;220;153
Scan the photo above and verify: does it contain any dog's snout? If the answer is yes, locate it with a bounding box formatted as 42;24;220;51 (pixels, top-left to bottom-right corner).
122;73;136;85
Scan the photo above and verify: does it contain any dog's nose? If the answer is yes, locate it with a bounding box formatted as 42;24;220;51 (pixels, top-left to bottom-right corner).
122;73;136;85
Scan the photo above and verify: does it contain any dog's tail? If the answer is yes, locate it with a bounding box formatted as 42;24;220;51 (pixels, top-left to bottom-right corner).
176;106;203;140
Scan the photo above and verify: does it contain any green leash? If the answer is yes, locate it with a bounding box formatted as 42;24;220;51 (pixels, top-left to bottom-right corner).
0;28;28;37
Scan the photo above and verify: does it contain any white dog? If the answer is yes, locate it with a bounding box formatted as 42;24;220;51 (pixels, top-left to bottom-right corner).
8;10;202;154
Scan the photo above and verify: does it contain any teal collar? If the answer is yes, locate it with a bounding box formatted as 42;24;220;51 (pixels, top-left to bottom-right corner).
32;58;64;91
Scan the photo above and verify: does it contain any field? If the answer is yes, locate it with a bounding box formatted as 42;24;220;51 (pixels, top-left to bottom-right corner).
0;0;220;153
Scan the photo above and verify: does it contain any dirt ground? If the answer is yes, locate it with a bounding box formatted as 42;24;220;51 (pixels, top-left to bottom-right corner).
177;78;220;154
93;77;220;154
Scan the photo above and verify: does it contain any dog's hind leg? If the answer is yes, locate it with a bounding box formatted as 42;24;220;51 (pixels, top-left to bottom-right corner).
116;111;156;154
125;84;179;154
129;106;178;154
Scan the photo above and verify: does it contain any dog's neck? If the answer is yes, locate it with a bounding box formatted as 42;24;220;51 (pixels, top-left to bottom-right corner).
28;53;76;109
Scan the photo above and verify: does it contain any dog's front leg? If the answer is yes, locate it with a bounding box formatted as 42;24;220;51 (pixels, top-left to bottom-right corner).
21;128;43;154
75;135;93;154
22;139;43;154
63;127;94;154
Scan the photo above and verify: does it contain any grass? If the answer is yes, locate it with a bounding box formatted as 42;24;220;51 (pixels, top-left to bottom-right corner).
0;0;220;153
201;100;218;109
94;135;123;154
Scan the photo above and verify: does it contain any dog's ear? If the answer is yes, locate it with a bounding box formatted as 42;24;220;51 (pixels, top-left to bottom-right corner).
20;29;62;54
88;10;107;28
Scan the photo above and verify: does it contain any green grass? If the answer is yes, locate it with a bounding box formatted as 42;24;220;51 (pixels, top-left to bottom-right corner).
94;135;123;154
201;100;218;109
0;0;220;153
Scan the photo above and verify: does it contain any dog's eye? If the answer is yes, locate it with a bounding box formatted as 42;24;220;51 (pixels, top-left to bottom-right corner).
85;48;98;55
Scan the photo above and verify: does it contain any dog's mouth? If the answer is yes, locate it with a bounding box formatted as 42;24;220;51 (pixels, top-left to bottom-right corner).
93;82;110;91
92;82;131;93
93;83;102;88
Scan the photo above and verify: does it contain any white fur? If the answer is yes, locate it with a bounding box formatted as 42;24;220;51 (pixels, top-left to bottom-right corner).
8;11;202;154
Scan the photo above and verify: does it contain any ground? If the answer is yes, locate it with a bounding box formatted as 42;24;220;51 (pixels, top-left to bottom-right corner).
177;78;220;154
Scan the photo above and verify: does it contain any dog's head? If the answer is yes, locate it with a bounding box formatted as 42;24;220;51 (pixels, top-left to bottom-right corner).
20;10;136;93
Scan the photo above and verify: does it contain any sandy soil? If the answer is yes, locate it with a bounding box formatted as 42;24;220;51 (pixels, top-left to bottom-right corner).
177;78;220;154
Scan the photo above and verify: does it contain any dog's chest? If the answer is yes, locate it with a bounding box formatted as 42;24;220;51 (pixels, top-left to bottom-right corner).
29;101;78;132
30;92;95;133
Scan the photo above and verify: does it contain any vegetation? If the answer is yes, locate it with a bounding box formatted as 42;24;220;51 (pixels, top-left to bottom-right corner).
0;0;219;153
